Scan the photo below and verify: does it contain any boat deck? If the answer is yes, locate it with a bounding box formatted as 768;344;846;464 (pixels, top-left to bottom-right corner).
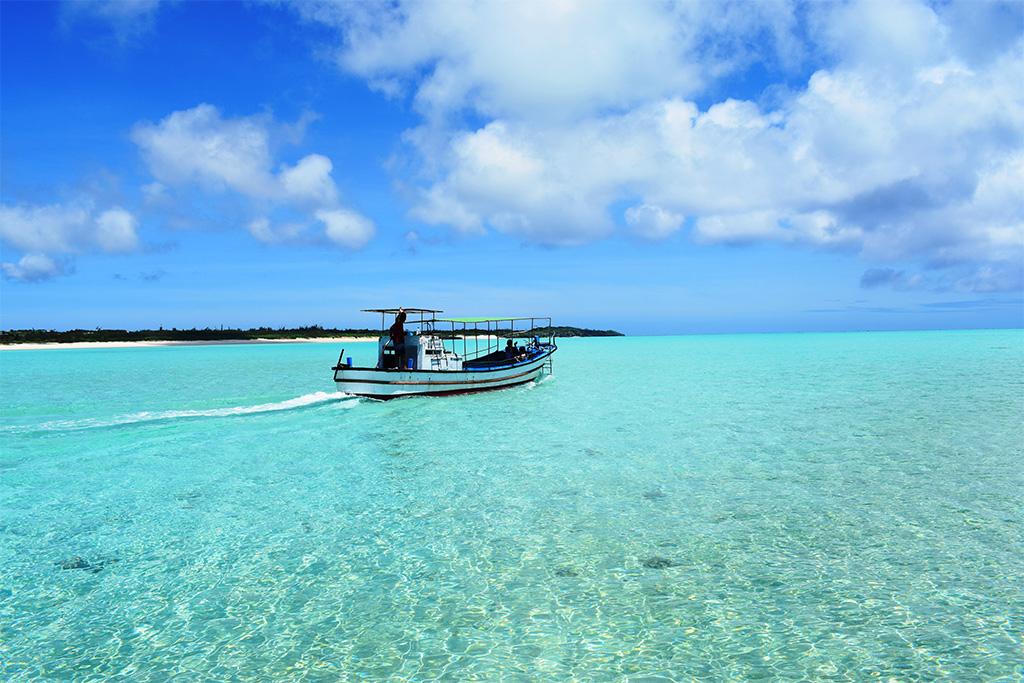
462;347;549;370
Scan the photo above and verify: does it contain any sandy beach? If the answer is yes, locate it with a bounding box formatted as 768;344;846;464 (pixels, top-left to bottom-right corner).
0;337;376;351
0;335;514;351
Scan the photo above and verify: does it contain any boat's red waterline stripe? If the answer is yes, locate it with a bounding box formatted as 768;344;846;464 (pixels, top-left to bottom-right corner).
350;377;537;399
337;364;543;387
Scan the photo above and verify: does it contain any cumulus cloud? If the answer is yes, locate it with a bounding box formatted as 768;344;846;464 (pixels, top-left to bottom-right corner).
0;203;91;253
246;217;309;244
279;154;339;207
625;204;685;240
132;104;280;199
410;185;482;234
296;0;801;120
131;104;341;208
0;202;141;280
316;209;376;249
1;253;68;282
291;0;1024;289
132;104;374;248
95;208;140;252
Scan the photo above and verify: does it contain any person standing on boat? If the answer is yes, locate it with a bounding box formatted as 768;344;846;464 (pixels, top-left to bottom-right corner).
390;308;407;366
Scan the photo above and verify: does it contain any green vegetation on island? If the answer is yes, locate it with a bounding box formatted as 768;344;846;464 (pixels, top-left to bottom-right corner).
1;325;623;345
516;326;622;338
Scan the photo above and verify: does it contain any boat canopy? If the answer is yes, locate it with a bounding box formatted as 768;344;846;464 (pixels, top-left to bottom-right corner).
352;308;555;365
438;316;538;323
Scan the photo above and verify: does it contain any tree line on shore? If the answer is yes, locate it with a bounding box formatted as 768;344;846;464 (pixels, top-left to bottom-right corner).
1;325;623;344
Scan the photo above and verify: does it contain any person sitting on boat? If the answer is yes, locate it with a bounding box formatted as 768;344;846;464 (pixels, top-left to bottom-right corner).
505;339;529;362
390;308;407;365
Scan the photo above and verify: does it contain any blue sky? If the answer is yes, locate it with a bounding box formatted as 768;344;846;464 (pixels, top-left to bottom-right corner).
1;0;1022;334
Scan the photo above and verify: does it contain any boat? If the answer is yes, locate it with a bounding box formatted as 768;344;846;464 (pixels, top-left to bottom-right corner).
332;308;557;399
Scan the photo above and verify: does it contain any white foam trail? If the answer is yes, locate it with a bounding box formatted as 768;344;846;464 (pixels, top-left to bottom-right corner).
517;374;555;392
7;391;358;433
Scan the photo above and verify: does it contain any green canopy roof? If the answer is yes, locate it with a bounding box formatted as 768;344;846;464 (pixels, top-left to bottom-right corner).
438;317;546;324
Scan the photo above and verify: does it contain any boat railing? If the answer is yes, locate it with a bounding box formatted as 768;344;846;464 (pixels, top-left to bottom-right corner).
435;317;554;362
356;309;556;367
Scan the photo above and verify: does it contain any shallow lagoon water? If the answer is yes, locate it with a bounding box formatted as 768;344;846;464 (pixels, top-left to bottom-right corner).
1;330;1022;680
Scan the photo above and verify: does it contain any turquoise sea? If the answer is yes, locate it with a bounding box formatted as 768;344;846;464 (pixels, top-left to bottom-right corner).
1;330;1022;681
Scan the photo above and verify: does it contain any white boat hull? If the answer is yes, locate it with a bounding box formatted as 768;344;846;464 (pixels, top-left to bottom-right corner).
334;351;553;399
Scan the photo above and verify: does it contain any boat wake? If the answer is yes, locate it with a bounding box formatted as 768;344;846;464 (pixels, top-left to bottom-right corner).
520;373;556;391
4;391;358;433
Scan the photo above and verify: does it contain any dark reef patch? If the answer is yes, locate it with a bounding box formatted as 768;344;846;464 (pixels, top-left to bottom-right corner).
59;556;89;570
642;556;679;570
57;556;119;574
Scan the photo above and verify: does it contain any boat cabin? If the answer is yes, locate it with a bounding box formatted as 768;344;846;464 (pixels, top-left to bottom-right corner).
377;330;463;371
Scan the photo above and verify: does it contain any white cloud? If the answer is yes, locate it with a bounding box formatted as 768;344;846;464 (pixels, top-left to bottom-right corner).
814;0;947;73
0;204;90;253
694;212;786;244
132;104;279;199
246;216;309;244
0;202;140;255
298;0;801;121
95;208;140;252
1;253;66;282
409;186;482;234
625;204;685;240
288;0;1023;286
317;209;375;249
132;104;375;249
132;104;346;207
279;154;339;206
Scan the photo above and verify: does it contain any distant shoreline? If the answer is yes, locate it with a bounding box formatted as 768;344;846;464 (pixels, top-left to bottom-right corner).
0;332;618;351
0;337;374;351
0;325;623;348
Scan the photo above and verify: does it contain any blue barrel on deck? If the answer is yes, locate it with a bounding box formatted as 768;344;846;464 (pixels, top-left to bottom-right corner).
407;358;414;369
346;357;353;367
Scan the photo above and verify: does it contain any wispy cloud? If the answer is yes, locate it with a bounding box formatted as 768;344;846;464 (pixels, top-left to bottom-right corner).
860;268;923;291
60;0;163;44
920;298;1023;310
